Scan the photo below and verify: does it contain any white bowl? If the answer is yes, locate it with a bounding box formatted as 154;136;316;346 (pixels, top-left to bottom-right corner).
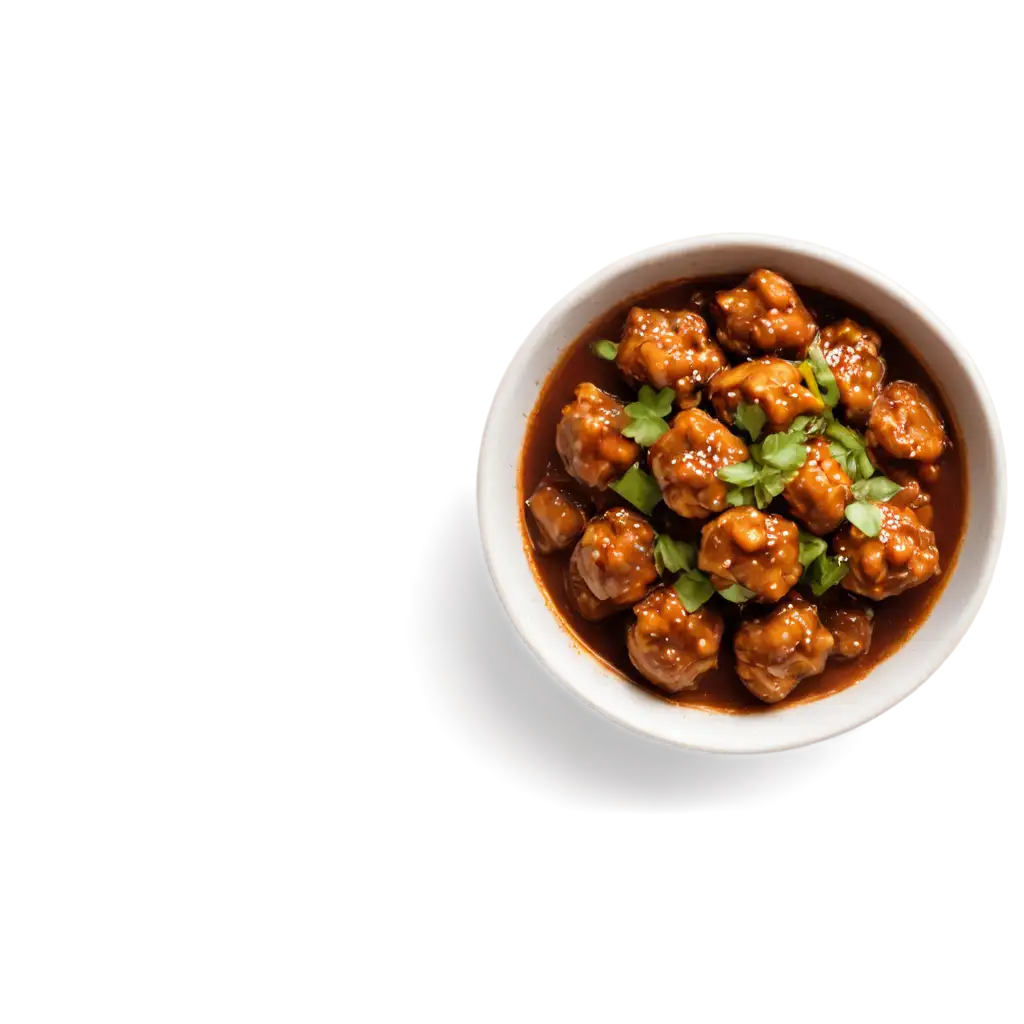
477;235;1006;753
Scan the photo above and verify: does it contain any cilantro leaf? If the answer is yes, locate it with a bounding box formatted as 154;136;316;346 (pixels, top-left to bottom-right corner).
622;413;669;446
590;339;619;361
730;428;811;508
609;465;662;515
829;442;856;478
845;500;883;537
654;535;696;575
718;583;756;604
823;419;876;481
851;476;902;503
798;529;828;568
674;569;715;613
716;460;759;487
734;401;767;441
825;419;866;452
726;486;755;507
637;385;675;417
622;385;675;446
804;553;850;596
760;432;809;473
789;414;828;438
759;468;787;500
805;339;840;407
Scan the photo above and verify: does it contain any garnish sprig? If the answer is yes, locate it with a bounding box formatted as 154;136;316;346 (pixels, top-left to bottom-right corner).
609;464;662;515
622;385;675;446
654;534;755;610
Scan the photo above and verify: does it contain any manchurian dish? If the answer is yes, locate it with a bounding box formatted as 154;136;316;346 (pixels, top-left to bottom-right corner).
521;270;967;711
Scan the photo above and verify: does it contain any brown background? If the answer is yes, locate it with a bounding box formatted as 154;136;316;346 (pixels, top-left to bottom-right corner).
2;9;1024;1024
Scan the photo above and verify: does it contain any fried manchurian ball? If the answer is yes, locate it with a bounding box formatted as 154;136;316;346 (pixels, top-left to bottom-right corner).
818;319;886;422
525;483;586;554
820;601;874;661
782;436;853;536
627;585;725;693
833;503;940;600
866;381;948;463
616;307;727;408
555;382;640;490
713;269;818;359
733;594;834;704
697;507;803;603
887;466;934;529
648;409;749;519
708;357;824;434
567;508;658;620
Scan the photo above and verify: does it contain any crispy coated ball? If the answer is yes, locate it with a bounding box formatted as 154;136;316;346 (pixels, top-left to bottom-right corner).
783;436;852;536
525;483;586;554
648;409;749;519
569;508;658;619
616;307;728;408
555;383;640;489
887;466;935;529
734;595;834;703
708;357;824;433
820;601;874;661
697;507;803;603
567;548;618;621
713;269;818;359
819;319;886;422
834;503;940;600
627;585;725;693
866;381;947;463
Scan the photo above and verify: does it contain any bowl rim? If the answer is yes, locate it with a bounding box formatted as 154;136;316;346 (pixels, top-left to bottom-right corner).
477;233;1007;753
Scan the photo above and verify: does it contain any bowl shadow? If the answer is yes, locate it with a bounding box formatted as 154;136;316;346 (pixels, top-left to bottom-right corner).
420;499;854;808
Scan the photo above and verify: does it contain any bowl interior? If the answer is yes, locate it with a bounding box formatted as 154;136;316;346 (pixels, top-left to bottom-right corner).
478;236;1004;752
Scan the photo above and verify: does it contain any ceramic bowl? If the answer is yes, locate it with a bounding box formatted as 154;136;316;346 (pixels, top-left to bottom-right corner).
477;235;1005;753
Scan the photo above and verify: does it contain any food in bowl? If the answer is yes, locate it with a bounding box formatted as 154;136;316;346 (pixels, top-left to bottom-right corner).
520;269;966;711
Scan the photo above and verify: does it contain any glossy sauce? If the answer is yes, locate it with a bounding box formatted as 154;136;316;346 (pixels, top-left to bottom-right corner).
519;277;968;712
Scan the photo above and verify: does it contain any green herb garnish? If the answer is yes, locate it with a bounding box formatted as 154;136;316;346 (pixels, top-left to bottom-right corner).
591;339;619;361
726;486;755;507
825;419;875;482
754;468;787;509
717;433;804;511
759;431;809;473
850;476;902;503
804;553;850;596
845;500;883;537
717;460;759;487
609;464;663;515
622;385;674;446
673;568;715;613
801;339;840;407
828;442;856;478
798;529;828;568
654;535;696;576
734;401;767;442
789;414;828;438
825;418;866;451
718;583;756;604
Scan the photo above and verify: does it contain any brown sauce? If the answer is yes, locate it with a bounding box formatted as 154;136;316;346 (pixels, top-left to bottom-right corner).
518;277;968;713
